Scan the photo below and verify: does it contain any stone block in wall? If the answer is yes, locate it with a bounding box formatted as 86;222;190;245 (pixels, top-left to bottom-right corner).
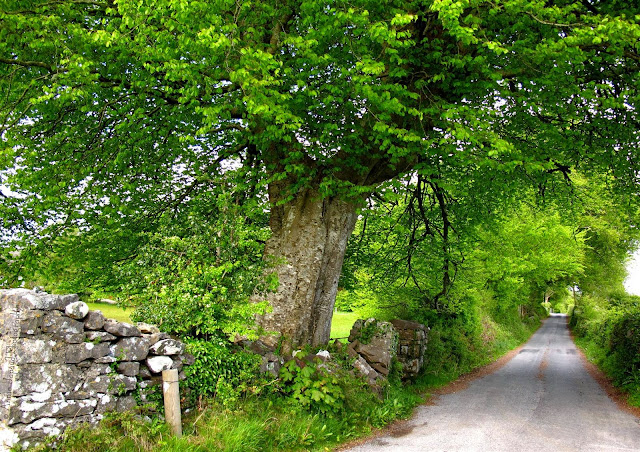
14;339;55;364
170;357;183;371
353;355;380;385
1;289;77;311
84;311;105;330
117;362;140;377
94;394;117;414
349;319;398;377
111;337;150;361
137;323;159;334
64;390;93;401
9;399;97;425
19;310;44;337
12;364;82;398
83;364;111;381
17;389;56;405
82;374;137;394
146;332;170;346
85;331;116;342
139;365;152;379
12;417;61;444
65;343;111;364
116;396;137;412
180;353;195;366
103;319;141;337
42;312;85;343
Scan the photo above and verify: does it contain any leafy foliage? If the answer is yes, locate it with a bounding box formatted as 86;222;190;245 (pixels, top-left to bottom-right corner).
124;190;272;338
4;169;273;341
341;185;587;319
2;0;640;346
183;339;263;407
279;353;345;414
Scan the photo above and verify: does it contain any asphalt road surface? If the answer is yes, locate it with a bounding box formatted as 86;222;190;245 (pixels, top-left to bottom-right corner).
347;314;640;452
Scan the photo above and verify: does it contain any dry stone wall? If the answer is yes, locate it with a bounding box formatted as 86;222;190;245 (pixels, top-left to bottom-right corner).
0;289;192;450
390;319;429;378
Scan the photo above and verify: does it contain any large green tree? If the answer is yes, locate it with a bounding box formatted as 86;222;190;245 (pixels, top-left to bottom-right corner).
1;0;639;349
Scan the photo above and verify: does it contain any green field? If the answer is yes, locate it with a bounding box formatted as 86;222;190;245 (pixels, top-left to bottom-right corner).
86;302;132;324
330;311;361;340
84;303;360;340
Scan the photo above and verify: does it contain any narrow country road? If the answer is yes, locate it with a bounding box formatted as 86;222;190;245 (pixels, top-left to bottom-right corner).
347;314;640;452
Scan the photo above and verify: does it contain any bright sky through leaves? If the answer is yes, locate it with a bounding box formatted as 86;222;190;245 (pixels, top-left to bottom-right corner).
625;249;640;296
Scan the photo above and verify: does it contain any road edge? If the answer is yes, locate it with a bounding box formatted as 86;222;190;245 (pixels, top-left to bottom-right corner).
335;317;547;451
568;319;640;420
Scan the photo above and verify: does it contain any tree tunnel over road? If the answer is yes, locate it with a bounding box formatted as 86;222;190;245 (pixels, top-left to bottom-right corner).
348;314;640;452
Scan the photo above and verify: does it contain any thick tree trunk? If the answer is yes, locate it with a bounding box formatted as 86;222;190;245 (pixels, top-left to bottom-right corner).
256;187;358;352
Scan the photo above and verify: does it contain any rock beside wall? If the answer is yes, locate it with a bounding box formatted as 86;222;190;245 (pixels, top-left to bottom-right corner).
0;289;192;450
347;318;429;383
348;319;398;383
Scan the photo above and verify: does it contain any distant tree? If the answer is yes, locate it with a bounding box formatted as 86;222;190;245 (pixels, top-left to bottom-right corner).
1;0;639;350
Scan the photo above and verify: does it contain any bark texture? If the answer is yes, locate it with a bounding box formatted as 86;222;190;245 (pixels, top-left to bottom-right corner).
256;187;358;351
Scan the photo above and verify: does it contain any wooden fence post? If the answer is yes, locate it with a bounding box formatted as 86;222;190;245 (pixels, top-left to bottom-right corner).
162;369;182;437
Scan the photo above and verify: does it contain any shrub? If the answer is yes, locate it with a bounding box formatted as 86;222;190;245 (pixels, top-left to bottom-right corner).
571;293;640;404
609;311;640;387
183;338;262;407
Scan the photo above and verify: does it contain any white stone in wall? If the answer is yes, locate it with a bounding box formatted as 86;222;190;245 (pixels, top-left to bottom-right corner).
65;302;89;320
0;425;18;451
149;339;184;356
146;356;173;373
29;390;53;403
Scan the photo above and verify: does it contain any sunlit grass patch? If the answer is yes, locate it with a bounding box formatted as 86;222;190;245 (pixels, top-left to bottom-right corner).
330;311;361;340
86;302;132;323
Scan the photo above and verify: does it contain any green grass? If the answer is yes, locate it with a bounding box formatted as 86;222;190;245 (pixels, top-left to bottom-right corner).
330;311;361;340
86;302;132;323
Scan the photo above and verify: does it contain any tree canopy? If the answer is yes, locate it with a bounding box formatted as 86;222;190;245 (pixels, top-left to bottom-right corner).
1;0;640;348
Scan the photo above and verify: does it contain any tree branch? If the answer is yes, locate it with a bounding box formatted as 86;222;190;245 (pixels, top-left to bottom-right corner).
2;0;109;15
0;57;52;71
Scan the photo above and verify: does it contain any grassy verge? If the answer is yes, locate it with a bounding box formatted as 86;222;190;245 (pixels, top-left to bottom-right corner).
37;386;419;452
570;299;640;409
573;334;640;407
